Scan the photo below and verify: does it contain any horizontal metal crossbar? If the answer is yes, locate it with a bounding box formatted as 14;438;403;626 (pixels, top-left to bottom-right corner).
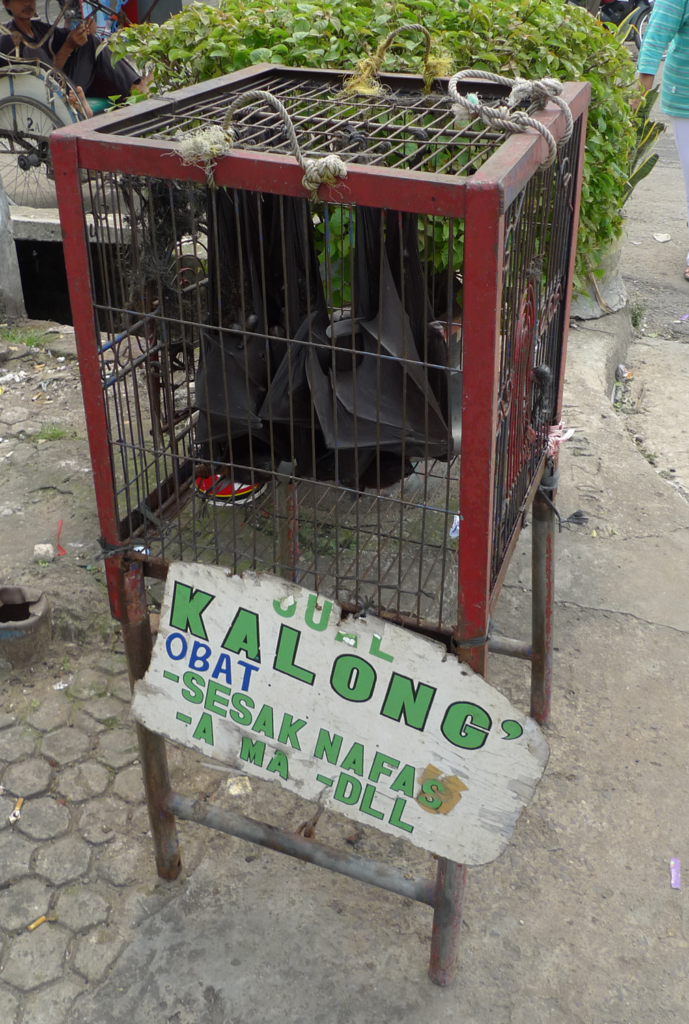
166;791;436;906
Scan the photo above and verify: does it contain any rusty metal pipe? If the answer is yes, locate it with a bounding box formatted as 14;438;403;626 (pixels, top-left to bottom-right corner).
488;636;533;661
429;857;466;986
122;561;182;881
531;488;555;725
166;792;435;906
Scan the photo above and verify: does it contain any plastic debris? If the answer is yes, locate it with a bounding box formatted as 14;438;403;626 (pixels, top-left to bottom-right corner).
671;857;681;889
449;514;460;539
548;421;576;458
9;797;24;824
653;232;671;242
615;364;633;381
630;240;642;245
53;680;68;690
56;520;66;557
33;543;55;563
226;776;251;796
682;314;689;322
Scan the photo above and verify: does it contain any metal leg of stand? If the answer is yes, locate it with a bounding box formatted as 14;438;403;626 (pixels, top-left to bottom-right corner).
428;857;467;986
122;560;182;881
531;488;555;726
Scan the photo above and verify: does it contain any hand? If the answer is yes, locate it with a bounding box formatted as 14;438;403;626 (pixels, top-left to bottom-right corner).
630;74;654;112
66;16;94;49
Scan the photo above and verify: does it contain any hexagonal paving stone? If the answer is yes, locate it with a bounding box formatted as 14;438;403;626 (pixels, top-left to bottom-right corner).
79;797;128;845
17;797;71;841
0;984;20;1024
0;727;35;763
34;836;91;885
70;712;106;737
57;762;110;802
56;886;110;932
0;714;17;731
96;837;153;887
1;925;69;990
41;727;90;765
20;978;85;1024
73;926;126;982
97;729;139;769
106;674;132;702
112;766;145;804
0;878;52;931
26;699;70;733
3;758;52;798
83;697;124;723
0;832;36;885
68;668;108;701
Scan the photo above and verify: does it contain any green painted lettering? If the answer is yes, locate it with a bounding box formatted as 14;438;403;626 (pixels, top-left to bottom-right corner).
369;633;393;662
277;713;306;750
169;581;214;640
229;692;255;726
273;597;298;618
273;625;315;685
360;784;384;820
380;673;435;731
333;772;362;806
418;778;444;809
204;679;230;717
181;670;205;705
253;704;275;739
441;702;492;750
340;742;364;776
304;593;332;631
314;729;343;764
239;736;265;766
330;655;376;703
222;607;261;662
267;750;289;779
390;764;415;796
192;712;214;745
369;752;399;783
389;796;414;833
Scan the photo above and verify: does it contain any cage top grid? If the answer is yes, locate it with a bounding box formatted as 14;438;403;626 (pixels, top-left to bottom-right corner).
98;67;514;178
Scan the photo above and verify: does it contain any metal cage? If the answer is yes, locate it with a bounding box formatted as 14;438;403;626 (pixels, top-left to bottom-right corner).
52;64;589;985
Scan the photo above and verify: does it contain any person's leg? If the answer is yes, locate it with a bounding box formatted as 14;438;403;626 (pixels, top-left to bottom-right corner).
89;45;141;99
62;37;98;95
670;116;689;272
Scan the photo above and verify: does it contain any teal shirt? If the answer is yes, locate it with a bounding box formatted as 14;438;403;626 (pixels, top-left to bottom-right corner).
638;0;689;117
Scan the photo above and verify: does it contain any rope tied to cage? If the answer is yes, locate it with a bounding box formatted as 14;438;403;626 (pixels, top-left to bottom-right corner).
447;69;573;168
344;23;452;97
222;89;347;199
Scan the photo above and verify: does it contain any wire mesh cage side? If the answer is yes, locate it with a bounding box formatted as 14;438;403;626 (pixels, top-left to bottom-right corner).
490;117;583;589
86;169;464;632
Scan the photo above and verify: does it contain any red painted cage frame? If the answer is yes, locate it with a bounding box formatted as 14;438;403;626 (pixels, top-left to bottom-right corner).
51;65;590;985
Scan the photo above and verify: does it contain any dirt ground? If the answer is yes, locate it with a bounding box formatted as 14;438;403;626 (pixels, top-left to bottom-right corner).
1;76;689;1024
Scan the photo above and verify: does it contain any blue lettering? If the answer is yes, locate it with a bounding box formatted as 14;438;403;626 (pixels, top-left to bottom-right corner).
237;660;259;692
166;632;188;661
189;640;212;673
211;652;233;686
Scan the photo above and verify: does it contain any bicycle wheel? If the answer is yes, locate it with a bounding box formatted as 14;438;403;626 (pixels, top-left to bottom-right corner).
0;96;64;207
45;0;81;26
634;9;652;51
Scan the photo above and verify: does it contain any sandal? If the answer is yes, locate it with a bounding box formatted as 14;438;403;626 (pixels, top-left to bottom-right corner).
685;267;689;281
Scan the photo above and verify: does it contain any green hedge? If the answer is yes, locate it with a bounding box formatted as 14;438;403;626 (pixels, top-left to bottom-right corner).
112;0;638;281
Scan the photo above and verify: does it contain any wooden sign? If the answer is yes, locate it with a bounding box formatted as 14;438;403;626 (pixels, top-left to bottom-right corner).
132;563;549;866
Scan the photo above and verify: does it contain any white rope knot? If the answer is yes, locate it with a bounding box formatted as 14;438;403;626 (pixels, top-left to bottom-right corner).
223;89;347;200
176;125;233;187
447;69;573;169
300;155;348;201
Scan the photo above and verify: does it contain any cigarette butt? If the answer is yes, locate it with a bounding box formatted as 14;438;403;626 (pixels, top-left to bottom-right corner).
8;797;24;824
27;915;47;931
